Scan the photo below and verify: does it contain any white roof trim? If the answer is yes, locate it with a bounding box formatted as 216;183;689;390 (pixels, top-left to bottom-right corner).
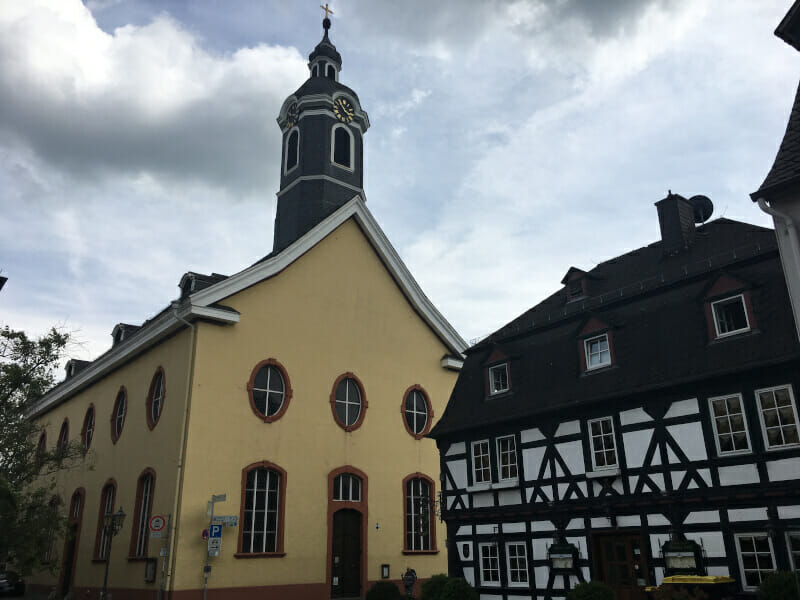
28;304;239;418
190;196;467;356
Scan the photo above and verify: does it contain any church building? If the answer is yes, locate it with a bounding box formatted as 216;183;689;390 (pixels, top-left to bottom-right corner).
27;17;466;599
432;194;800;599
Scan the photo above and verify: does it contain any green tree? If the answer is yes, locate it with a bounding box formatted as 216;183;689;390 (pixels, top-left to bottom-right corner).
0;325;83;574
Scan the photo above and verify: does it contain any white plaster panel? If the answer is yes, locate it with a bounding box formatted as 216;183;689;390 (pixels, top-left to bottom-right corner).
446;441;465;456
648;514;670;526
534;566;550;587
473;492;493;508
768;458;800;482
532;520;555;532
649;473;665;491
581;567;591;582
503;522;526;534
651;451;661;466
567;518;583;530
667;446;679;464
460;494;469;508
719;464;759;486
577;481;587;496
698;469;711;486
539;486;552;501
543;463;551;478
532;538;552;560
555;461;564;477
553;576;564;589
499;489;522;506
448;459;468;489
592;482;602;495
476;524;497;535
523;447;547;481
654;567;664;586
620;407;653;426
685;531;725;557
664;398;699;418
684;511;720;525
558;483;569;499
555;440;585;475
671;470;686;489
463;567;475;586
667;422;707;461
447;496;457;509
629;475;639;491
778;505;800;519
707;566;730;576
623;429;653;468
617;515;642;527
556;420;581;436
456;525;473;536
508;596;533;600
688;479;698;490
480;595;502;600
612;479;624;494
521;427;545;443
591;517;612;528
458;541;472;561
650;533;669;557
728;507;768;522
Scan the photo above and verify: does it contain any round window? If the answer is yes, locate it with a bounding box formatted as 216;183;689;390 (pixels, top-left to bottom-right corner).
247;359;292;422
403;386;432;438
330;373;367;431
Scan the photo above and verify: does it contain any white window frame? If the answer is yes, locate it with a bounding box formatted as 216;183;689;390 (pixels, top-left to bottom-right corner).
242;468;280;554
505;541;529;588
711;294;751;338
584;333;611;370
283;126;300;175
134;474;154;557
84;407;94;451
330;123;354;171
333;473;361;502
488;363;509;395
734;532;776;591
755;384;800;451
708;393;752;456
786;531;800;570
496;435;518;483
588;416;618;471
471;440;491;484
478;542;501;587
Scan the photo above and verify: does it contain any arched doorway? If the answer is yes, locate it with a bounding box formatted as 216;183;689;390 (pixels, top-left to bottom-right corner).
58;489;85;596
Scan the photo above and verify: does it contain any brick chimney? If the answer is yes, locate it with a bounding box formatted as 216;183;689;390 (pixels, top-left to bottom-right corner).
655;191;696;254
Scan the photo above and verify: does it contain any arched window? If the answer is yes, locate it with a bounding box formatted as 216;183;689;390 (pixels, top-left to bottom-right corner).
57;419;69;453
247;359;292;422
284;129;299;173
312;64;319;77
82;405;95;451
146;368;165;429
130;469;155;558
333;473;362;502
330;373;367;431
326;64;336;80
403;474;436;552
402;385;433;439
331;125;353;169
94;481;116;560
237;462;286;555
36;431;47;464
111;387;126;443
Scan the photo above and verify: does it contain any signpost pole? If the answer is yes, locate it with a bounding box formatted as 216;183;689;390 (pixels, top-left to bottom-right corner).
203;494;226;600
157;514;171;600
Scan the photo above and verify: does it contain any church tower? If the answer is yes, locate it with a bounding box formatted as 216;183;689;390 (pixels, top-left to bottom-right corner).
273;15;370;253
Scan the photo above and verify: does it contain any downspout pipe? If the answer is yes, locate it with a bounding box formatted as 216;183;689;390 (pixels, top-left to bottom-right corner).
757;197;800;341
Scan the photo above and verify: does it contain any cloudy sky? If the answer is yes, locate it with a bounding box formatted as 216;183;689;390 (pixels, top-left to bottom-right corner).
1;0;797;362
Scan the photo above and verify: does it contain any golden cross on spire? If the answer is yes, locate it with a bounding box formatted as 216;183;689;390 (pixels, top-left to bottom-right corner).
320;3;334;19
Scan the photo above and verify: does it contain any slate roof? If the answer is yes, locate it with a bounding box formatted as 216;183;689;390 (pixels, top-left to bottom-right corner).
751;80;800;201
292;76;361;105
430;218;800;438
776;0;800;52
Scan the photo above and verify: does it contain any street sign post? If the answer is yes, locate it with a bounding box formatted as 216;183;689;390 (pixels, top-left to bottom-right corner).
210;516;238;527
207;538;221;557
209;524;222;538
203;493;227;600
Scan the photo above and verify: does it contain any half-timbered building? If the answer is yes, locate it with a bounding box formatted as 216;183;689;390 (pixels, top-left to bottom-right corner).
430;193;800;599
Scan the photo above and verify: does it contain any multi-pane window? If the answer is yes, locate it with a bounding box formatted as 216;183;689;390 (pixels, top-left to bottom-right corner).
497;436;518;481
97;484;115;560
252;364;286;418
150;370;164;426
404;388;429;436
472;440;491;484
756;386;799;449
506;542;529;587
585;334;611;370
83;406;95;451
333;473;361;502
43;497;59;563
787;532;800;570
709;395;751;454
489;363;509;395
333;376;362;428
589;417;617;469
57;420;69;452
711;295;750;337
70;491;82;521
242;467;281;554
735;534;775;590
133;473;154;557
112;389;126;441
479;543;501;586
405;477;432;551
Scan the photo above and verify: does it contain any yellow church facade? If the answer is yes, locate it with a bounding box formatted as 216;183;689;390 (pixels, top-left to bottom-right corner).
27;18;466;600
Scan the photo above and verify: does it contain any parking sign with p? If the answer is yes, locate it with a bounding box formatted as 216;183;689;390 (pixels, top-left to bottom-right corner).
209;524;223;538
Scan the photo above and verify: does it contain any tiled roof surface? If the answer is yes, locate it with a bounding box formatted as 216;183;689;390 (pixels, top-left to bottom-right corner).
752;80;800;200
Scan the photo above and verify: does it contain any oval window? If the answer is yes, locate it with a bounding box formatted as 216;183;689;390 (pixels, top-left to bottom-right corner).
247;359;292;422
403;386;432;438
330;374;367;431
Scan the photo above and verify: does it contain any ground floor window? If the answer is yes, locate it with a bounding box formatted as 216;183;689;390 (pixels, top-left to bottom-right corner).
505;541;528;587
734;533;776;590
479;543;501;586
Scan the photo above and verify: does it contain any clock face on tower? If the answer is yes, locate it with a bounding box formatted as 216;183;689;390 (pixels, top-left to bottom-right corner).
286;103;299;127
333;97;355;123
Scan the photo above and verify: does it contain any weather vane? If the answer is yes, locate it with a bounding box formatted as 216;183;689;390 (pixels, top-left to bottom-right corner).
320;3;334;19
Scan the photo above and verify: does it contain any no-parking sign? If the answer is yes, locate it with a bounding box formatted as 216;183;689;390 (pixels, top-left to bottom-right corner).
149;515;166;532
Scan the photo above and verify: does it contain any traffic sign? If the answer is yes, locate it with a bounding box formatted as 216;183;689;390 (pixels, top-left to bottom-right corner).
208;538;221;557
210;515;239;527
150;531;162;539
201;529;209;541
149;515;166;532
209;524;223;538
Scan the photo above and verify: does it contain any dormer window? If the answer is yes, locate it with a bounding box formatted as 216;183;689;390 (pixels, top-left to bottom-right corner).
284;128;299;173
488;363;509;395
578;318;615;373
562;267;588;301
568;279;584;299
711;294;750;337
584;334;611;370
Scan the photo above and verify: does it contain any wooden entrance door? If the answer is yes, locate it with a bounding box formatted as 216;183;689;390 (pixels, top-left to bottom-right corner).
593;533;648;600
59;523;78;596
331;509;361;599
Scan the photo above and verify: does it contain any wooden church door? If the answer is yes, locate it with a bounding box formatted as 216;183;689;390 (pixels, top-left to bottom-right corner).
331;509;361;598
592;533;648;600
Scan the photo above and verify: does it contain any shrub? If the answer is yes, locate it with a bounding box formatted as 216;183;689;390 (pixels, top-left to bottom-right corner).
653;585;708;600
566;581;614;600
758;571;800;600
366;580;403;600
421;574;450;600
441;577;478;600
